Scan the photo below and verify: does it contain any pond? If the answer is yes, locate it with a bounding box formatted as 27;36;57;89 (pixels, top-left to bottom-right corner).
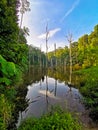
17;68;92;128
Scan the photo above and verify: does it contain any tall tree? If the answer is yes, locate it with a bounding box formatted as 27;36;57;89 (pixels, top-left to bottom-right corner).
19;0;30;29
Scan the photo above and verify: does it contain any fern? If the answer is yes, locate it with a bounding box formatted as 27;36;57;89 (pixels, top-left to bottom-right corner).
0;78;11;85
0;55;17;85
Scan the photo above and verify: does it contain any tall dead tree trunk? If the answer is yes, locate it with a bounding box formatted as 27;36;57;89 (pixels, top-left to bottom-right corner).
66;32;73;86
54;43;57;67
40;45;42;68
45;23;49;68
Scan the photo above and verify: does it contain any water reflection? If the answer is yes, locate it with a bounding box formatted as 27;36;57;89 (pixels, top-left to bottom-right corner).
17;67;92;128
4;66;95;130
18;76;86;125
41;76;44;82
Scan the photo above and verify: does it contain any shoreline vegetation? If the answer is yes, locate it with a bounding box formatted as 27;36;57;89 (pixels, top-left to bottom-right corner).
18;106;82;130
75;66;98;123
0;0;98;129
17;66;98;130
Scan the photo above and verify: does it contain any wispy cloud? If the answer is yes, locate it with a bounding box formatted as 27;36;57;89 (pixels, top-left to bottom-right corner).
38;28;61;39
60;0;80;22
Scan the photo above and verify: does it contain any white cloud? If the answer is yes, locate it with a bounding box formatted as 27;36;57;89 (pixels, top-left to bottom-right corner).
60;0;80;22
39;90;60;99
38;28;61;39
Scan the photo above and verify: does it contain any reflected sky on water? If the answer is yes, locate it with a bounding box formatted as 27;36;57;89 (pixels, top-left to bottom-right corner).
19;76;86;120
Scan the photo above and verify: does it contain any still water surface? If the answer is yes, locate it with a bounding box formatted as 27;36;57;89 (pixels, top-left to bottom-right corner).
17;74;91;127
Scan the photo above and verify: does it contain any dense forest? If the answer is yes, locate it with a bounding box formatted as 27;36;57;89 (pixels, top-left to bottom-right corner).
0;0;98;130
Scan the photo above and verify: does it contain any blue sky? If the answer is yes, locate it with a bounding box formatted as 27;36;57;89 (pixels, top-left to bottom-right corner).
21;0;98;52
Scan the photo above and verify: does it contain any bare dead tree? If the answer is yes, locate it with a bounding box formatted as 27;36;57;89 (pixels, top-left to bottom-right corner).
45;22;50;68
54;43;57;67
66;32;73;86
40;44;42;68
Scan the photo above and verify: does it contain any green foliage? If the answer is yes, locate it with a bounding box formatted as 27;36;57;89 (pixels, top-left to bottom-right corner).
47;24;98;69
0;0;29;71
48;46;69;67
0;0;19;42
18;107;82;130
28;45;46;66
0;0;98;128
47;25;94;68
77;66;98;122
73;64;81;70
82;60;90;69
0;94;12;130
0;0;30;129
0;78;11;86
0;55;17;85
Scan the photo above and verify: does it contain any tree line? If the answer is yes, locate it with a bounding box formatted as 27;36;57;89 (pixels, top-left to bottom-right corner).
48;25;98;70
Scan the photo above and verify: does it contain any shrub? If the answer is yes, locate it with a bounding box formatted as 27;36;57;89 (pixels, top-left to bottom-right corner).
0;55;17;86
18;107;82;130
0;94;12;130
79;66;98;122
73;64;81;70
